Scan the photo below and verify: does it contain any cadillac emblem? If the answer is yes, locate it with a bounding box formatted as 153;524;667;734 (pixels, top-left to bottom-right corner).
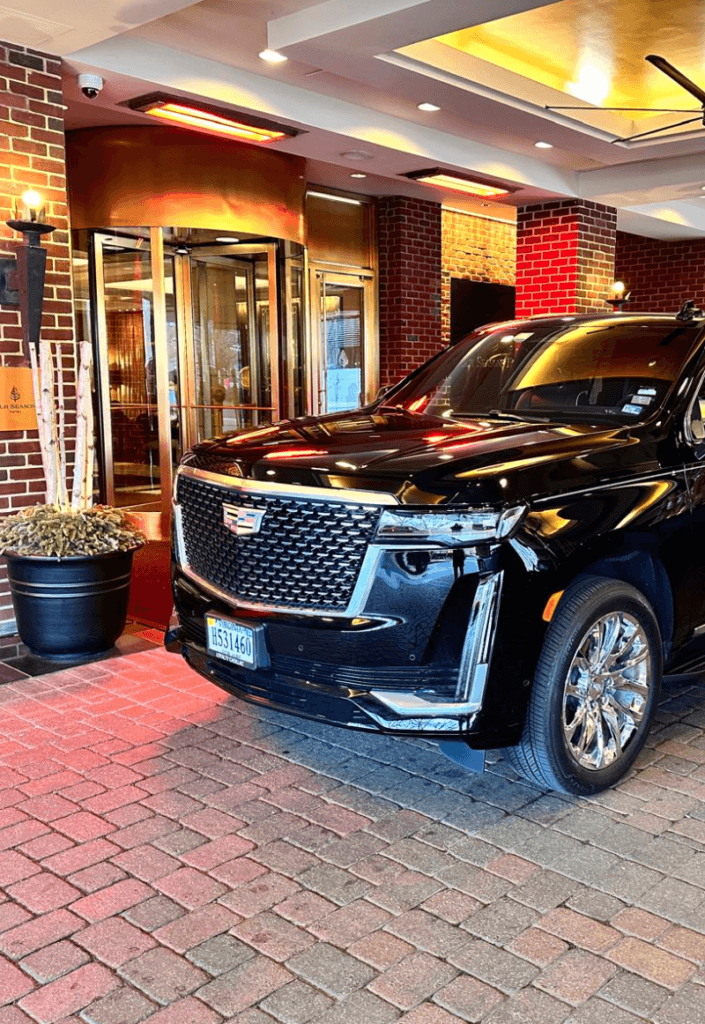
223;503;265;537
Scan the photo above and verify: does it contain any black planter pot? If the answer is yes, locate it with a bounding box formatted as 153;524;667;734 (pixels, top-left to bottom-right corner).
5;548;137;660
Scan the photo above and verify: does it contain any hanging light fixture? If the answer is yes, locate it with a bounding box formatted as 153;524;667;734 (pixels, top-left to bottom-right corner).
127;93;301;144
403;167;516;199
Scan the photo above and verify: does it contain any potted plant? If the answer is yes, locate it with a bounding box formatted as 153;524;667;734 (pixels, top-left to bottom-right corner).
0;338;144;659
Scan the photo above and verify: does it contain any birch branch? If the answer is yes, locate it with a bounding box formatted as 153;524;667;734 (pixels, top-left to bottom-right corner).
28;341;49;504
39;338;60;506
55;341;68;510
71;340;89;510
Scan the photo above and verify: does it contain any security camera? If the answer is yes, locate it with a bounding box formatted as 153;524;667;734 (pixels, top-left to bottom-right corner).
77;73;104;100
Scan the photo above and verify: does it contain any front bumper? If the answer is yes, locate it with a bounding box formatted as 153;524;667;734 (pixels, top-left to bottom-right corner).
169;558;505;738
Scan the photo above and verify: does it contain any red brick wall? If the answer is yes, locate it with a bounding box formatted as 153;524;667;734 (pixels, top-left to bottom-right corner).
615;231;705;313
0;42;75;635
516;200;617;317
441;208;516;344
378;196;442;385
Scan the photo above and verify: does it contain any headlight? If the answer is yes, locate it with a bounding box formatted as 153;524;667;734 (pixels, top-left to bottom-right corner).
374;506;525;546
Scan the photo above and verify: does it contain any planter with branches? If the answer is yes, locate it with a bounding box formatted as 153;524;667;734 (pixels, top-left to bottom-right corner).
0;338;145;659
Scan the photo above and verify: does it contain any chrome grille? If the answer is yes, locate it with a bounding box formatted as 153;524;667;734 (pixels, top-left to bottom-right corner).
175;472;383;611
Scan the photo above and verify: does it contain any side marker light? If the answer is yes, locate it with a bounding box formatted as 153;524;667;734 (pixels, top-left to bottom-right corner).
542;590;565;622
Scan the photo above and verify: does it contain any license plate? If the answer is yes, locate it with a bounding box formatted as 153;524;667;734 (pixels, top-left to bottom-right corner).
206;615;258;668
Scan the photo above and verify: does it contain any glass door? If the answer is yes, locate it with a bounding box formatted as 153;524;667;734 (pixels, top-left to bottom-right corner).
93;231;176;517
92;233;283;531
310;268;376;415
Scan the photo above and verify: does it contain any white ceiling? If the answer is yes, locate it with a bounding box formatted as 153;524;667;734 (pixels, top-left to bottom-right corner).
14;0;705;238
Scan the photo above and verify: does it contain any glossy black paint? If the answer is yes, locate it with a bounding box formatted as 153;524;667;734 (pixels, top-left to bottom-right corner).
171;313;705;746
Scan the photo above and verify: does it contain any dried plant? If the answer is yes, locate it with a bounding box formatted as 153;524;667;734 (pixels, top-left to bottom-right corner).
3;338;143;558
0;505;145;558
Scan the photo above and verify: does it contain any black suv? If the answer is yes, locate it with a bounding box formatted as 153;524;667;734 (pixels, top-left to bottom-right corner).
168;311;705;795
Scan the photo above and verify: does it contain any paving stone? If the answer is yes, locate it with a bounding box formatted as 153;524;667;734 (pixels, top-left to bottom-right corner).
512;870;582;912
566;890;625;923
448;938;539;993
385;910;470;957
20;940;90;982
196;955;293;1016
397;1007;466;1024
233;911;315;962
80;986;156;1024
259;979;334;1023
123;895;184;932
186;933;254;974
367;951;457;1010
273;891;336;926
461;897;538;945
153;867;226;909
0;957;35;1005
539;908;621;953
365;870;443;914
311;900;391;948
600;971;670;1018
286;941;376;998
433;975;505;1022
563;998;645;1024
152;903;238;953
534;949;617;1005
639;878;705;922
507;928;569;967
607;937;696;989
74;916;156;967
118;947;209;1004
653;982;705;1023
129;995;222;1024
296;864;373;905
7;872;81;913
220;872;300;917
304;989;401;1024
481;986;571;1024
0;909;84;959
17;963;118;1022
348;931;415;970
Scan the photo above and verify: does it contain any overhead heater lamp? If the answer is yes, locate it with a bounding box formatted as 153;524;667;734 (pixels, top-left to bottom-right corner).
127;93;301;144
403;167;516;199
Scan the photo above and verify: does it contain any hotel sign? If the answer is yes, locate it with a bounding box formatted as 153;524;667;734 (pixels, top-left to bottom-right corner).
0;367;37;432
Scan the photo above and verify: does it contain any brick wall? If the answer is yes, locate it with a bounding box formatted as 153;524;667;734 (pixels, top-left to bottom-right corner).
441;208;516;344
516;200;617;317
615;231;705;313
0;42;75;635
378;196;442;385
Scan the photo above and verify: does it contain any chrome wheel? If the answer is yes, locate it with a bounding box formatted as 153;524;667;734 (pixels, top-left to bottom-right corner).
562;612;651;771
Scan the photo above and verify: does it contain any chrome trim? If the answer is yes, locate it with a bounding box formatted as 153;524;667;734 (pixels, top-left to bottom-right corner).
456;571;504;706
173;503;188;566
368;571;503;719
176;464;399;506
358;704;478;732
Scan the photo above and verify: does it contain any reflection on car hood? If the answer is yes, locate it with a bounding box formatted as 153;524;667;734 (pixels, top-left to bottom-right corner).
189;407;644;505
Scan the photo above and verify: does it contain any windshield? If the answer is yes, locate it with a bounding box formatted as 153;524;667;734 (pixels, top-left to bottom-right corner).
383;320;698;423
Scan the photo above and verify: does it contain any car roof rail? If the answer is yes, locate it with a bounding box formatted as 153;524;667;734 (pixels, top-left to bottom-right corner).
676;299;705;321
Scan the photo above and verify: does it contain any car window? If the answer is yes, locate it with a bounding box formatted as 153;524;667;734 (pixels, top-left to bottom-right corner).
384;320;699;424
687;375;705;442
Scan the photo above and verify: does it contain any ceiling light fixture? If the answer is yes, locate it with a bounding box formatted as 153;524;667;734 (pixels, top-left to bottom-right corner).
403;167;515;199
215;236;241;243
350;173;367;179
307;190;363;206
259;49;287;63
127;93;300;144
418;102;441;112
341;150;372;160
534;141;553;149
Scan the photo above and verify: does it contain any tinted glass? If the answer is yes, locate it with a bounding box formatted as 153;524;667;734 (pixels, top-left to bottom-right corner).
384;320;698;422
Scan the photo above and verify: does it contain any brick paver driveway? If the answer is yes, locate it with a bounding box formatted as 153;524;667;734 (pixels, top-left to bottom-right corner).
2;648;705;1023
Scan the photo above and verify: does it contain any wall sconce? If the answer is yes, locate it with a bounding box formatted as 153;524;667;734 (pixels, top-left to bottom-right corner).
4;190;55;359
605;280;632;313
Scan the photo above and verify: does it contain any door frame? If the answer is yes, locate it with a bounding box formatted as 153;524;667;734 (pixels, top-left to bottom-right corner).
307;264;377;416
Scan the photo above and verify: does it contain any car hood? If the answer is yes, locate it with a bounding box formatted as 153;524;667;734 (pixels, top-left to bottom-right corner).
188;407;645;505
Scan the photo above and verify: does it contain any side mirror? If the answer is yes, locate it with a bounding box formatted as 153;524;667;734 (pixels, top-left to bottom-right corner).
375;380;402;402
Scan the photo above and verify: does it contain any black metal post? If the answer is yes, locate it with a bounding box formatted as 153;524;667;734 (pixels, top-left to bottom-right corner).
5;219;55;362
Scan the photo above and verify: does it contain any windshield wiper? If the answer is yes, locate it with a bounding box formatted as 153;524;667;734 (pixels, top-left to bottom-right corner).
483;409;552;423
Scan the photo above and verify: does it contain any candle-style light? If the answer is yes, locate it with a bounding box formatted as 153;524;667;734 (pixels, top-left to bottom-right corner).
606;280;632;313
6;189;55;359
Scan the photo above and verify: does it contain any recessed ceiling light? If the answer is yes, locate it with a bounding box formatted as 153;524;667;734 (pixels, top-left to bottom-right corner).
350;173;367;179
534;141;553;149
216;237;240;243
341;150;372;161
418;102;441;112
403;167;514;199
127;93;300;144
259;49;287;64
701;185;705;191
308;190;363;206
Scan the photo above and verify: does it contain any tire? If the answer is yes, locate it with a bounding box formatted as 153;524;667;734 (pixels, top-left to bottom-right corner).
505;575;661;795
